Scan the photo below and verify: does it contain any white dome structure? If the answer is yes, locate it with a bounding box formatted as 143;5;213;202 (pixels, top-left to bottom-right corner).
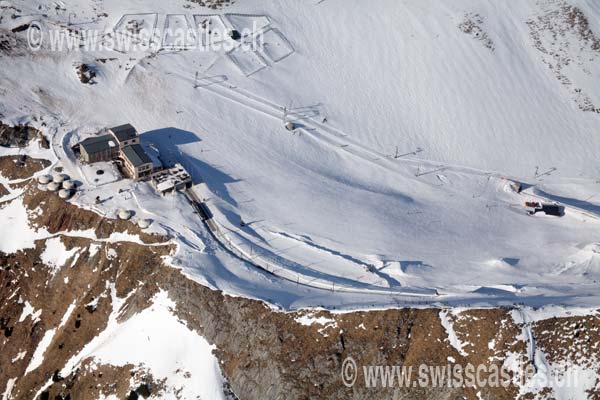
37;175;52;184
53;173;70;183
118;209;132;220
58;189;73;199
47;182;61;192
137;219;152;229
62;180;76;190
37;183;48;191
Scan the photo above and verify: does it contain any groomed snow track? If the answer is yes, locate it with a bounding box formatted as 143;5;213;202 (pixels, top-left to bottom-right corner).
193;78;600;223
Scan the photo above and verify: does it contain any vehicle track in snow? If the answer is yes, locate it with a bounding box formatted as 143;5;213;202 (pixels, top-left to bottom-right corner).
195;77;497;179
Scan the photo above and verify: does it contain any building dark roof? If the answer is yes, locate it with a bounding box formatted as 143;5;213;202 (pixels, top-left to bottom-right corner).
122;143;152;167
80;134;117;155
110;124;138;142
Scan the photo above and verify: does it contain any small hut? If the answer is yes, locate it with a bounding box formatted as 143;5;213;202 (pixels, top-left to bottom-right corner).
137;219;152;229
58;189;73;199
47;182;61;192
53;173;70;184
37;175;52;184
62;180;76;190
117;209;132;220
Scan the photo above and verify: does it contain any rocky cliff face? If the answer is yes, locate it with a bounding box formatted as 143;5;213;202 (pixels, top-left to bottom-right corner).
1;157;599;400
0;123;48;149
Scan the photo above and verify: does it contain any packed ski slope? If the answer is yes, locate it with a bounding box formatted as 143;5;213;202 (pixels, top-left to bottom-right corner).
1;0;600;309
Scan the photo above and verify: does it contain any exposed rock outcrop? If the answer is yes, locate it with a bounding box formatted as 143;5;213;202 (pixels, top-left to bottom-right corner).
0;123;48;148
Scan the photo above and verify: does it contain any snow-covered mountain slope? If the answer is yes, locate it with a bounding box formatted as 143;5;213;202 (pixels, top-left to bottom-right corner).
1;0;600;308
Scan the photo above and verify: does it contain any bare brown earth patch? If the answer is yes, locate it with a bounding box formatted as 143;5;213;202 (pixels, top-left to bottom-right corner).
76;64;97;85
0;155;50;181
0;228;173;398
8;179;30;191
7;237;600;399
36;360;163;400
527;1;600;113
22;183;167;244
458;13;495;51
187;0;236;9
449;309;525;399
534;315;600;398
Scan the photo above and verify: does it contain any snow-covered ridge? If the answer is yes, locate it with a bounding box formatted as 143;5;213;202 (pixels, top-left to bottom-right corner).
57;289;228;400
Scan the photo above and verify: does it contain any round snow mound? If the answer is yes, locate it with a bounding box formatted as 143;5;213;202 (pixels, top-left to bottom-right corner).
53;173;70;183
37;175;52;184
58;189;73;199
47;182;61;192
137;219;152;229
62;180;76;190
118;210;132;220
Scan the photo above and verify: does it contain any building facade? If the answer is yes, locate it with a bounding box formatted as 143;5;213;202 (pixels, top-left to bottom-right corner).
121;143;154;180
152;163;192;195
79;135;120;163
109;124;140;147
78;124;155;180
